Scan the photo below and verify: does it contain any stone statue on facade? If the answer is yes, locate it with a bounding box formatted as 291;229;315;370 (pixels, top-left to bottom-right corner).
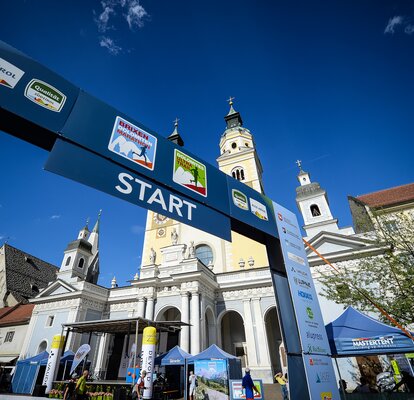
171;228;179;245
188;241;196;258
149;247;156;264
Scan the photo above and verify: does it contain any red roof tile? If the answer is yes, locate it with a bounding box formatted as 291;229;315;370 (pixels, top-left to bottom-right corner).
0;304;35;326
356;183;414;208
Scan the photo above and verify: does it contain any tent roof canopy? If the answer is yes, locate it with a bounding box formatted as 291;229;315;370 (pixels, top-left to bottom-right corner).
62;317;189;334
188;344;238;362
156;345;191;366
325;306;414;357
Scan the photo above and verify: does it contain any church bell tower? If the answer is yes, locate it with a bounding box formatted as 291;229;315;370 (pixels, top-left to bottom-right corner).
216;98;264;194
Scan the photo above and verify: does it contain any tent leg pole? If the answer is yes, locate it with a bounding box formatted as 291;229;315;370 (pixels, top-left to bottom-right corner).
335;358;347;399
133;319;139;384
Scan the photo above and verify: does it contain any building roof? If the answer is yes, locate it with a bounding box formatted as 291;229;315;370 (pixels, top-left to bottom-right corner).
356;183;414;208
0;303;34;326
3;244;58;304
63;316;189;334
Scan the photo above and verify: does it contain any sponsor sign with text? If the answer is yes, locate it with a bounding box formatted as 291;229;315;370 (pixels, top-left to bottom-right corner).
273;202;340;399
173;149;207;197
24;79;66;112
0;57;24;88
108;116;157;170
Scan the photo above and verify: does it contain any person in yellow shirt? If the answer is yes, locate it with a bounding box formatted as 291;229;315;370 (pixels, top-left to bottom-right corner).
274;372;288;400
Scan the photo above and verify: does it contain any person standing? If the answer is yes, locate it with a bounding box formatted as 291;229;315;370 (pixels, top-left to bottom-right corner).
75;370;88;400
275;372;288;400
132;370;147;400
242;368;260;400
188;370;197;400
63;375;77;400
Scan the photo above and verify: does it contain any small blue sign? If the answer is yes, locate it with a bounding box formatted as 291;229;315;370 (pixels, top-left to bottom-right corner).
227;176;278;238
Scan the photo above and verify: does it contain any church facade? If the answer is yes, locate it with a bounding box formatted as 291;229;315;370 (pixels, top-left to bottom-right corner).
19;101;414;385
20;103;283;383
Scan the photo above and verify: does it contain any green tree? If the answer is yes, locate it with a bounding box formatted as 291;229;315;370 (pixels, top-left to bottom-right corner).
317;209;414;326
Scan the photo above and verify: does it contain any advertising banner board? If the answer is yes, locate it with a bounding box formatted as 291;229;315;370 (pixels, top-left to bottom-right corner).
194;359;229;400
0;40;79;146
42;335;65;394
70;344;91;375
229;379;264;400
273;202;339;400
45;140;232;241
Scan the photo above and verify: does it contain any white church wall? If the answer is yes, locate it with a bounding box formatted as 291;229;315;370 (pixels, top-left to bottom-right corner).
154;295;182;319
26;308;70;358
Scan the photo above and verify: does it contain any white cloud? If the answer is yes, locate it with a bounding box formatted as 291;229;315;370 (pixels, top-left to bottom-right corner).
100;36;122;55
125;0;147;30
96;3;115;32
384;16;403;34
405;24;414;35
94;0;148;54
50;215;61;220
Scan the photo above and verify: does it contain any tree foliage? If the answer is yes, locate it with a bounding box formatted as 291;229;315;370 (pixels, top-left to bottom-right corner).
318;209;414;326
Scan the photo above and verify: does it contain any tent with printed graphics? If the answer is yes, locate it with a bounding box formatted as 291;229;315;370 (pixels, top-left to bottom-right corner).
325;306;414;357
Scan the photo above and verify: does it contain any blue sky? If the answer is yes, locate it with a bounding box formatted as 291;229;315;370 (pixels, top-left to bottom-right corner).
1;0;413;286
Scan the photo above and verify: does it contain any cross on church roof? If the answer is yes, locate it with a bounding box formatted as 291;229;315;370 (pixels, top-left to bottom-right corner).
227;96;235;106
173;117;179;126
296;160;302;169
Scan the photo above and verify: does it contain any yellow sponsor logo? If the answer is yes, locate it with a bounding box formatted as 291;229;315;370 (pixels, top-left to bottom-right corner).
51;335;65;349
142;327;157;345
320;392;332;400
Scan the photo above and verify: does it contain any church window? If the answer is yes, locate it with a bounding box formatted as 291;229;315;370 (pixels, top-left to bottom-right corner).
231;142;237;149
31;284;39;294
4;331;14;343
46;315;55;327
231;167;245;182
245;143;249;147
37;340;47;354
65;256;71;266
310;204;321;217
195;244;214;266
78;258;85;269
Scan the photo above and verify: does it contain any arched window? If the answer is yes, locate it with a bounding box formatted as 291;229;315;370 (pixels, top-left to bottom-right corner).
65;256;71;266
310;204;321;217
37;340;47;354
231;167;245;182
195;244;214;266
78;258;85;269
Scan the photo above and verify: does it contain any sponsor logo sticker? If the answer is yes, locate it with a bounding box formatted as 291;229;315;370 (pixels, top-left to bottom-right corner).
173;149;207;197
298;290;313;300
352;335;395;349
250;198;268;220
108;116;157;171
24;79;66;112
306;307;314;319
287;252;306;266
0;58;24;89
320;392;332;400
232;189;249;210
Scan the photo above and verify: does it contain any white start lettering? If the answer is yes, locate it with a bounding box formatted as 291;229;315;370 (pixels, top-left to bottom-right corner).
115;172;196;221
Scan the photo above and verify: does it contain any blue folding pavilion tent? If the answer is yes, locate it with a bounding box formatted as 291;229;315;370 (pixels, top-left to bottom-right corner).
325;306;414;357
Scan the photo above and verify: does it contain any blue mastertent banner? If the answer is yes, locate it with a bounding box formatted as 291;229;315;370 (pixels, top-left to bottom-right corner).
325;306;414;357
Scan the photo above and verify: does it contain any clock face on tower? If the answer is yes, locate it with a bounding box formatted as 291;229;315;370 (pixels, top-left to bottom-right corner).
153;213;169;225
